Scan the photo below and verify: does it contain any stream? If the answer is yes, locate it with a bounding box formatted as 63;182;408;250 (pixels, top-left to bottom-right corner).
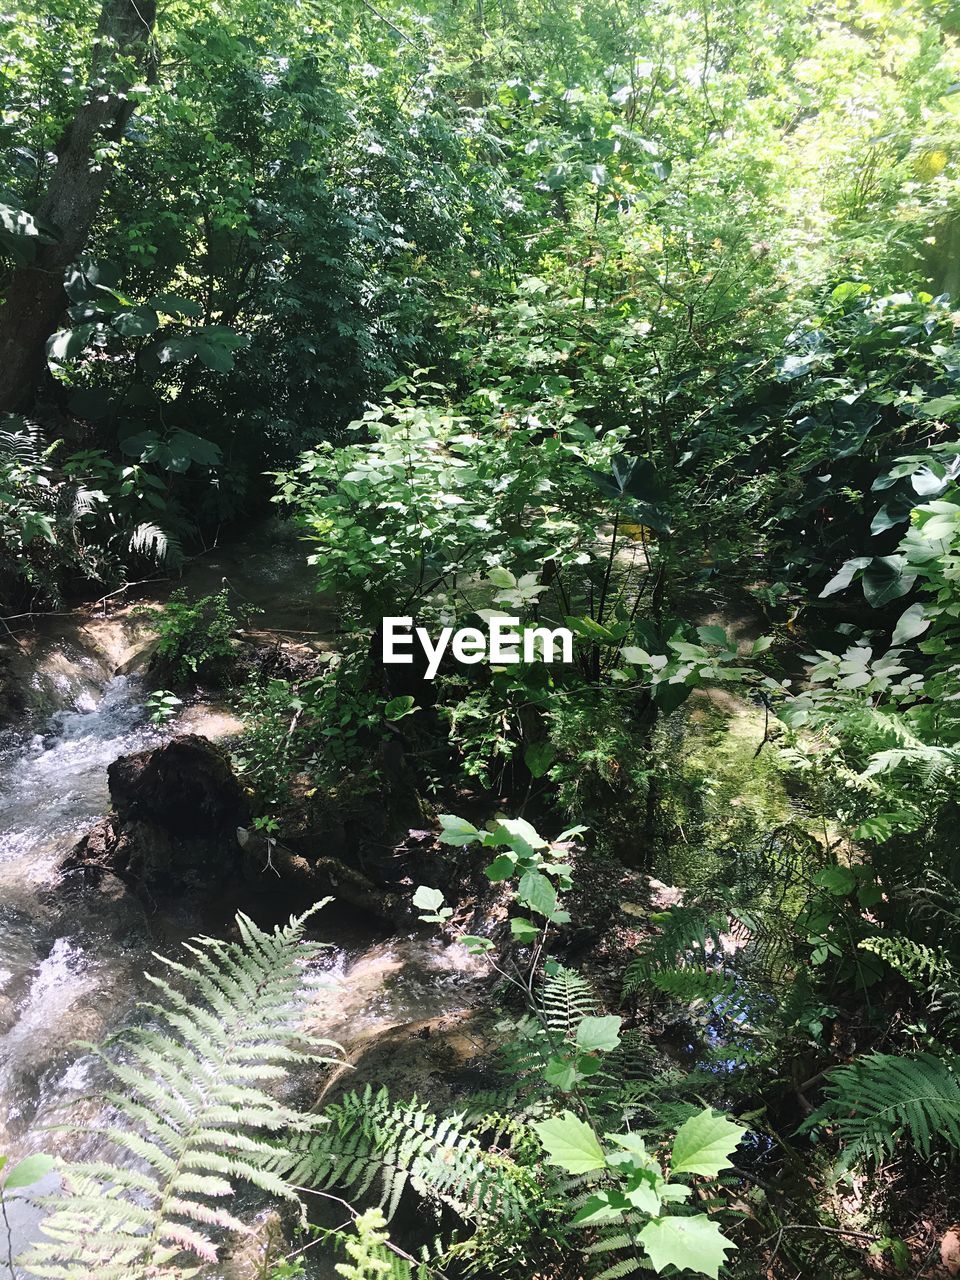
0;531;488;1277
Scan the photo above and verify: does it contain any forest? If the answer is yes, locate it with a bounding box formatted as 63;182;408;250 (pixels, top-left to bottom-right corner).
1;0;959;1277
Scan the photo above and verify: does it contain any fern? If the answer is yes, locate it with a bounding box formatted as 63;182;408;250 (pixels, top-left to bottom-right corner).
0;419;46;463
539;964;597;1038
622;905;729;999
24;906;337;1280
805;1050;960;1166
583;1226;653;1278
129;520;184;566
860;935;955;991
647;967;738;1005
330;1208;429;1280
286;1085;529;1225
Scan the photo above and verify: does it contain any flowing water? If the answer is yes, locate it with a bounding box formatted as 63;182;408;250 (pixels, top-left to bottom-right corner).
0;545;488;1277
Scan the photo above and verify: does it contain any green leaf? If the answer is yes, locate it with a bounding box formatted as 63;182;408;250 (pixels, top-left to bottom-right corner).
4;1155;55;1191
439;814;481;846
544;1056;579;1091
524;741;556;779
112;308;158;338
148;292;204;319
820;556;870;598
460;935;494;954
412;886;445;913
510;917;539;943
814;865;856;896
518;869;559;919
670;1108;746;1177
891;603;930;645
639;1214;737;1278
492;817;548;856
485;854;517;882
164;429;221;470
571;1190;628;1224
47;324;95;367
575;1015;622;1053
531;1110;607;1173
384;695;417;721
918;394;960;420
861;556;917;608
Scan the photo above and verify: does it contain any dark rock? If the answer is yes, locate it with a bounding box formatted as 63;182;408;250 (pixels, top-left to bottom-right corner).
236;828;403;924
108;734;249;838
61;735;250;899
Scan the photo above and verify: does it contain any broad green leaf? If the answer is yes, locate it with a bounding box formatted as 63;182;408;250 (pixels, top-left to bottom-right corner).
814;865;856;896
492;817;548;856
670;1108;746;1177
517;869;559;919
510;916;539;943
384;695;417;721
524;741;556;779
571;1190;628;1225
439;814;480;846
149;292;204;318
47;324;95;367
532;1111;606;1173
820;557;870;598
575;1015;622;1053
639;1213;736;1278
544;1056;579;1091
112;308;158;338
861;556;916;608
485;854;516;882
4;1154;55;1190
412;886;444;913
891;603;930;645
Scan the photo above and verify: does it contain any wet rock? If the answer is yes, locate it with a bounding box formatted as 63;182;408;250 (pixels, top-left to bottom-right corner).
108;734;249;837
219;1209;288;1280
318;1009;497;1111
61;735;250;898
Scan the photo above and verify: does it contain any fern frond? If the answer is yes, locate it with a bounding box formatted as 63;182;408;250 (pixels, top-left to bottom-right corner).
24;906;336;1280
539;964;597;1038
647;967;738;1005
859;935;957;995
287;1085;529;1226
129;520;183;566
805;1050;960;1167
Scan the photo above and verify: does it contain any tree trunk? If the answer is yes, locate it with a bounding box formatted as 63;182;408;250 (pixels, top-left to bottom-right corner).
0;0;156;414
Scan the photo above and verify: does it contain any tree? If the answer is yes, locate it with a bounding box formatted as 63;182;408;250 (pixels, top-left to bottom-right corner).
0;0;156;412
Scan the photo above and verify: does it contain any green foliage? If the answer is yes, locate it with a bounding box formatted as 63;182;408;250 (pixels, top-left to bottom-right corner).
804;1051;960;1168
333;1209;425;1280
145;689;182;726
23;906;339;1280
232;652;388;805
145;587;246;685
0;418;186;604
285;1085;528;1226
426;811;747;1278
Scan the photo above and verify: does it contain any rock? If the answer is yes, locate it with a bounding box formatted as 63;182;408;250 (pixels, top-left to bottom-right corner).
108;734;249;838
318;1009;497;1111
236;828;404;925
61;735;250;898
219;1209;288;1280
